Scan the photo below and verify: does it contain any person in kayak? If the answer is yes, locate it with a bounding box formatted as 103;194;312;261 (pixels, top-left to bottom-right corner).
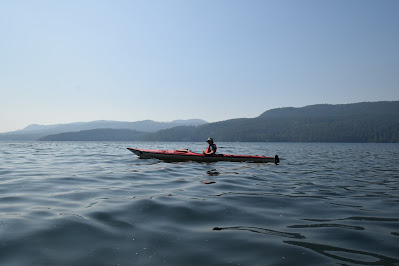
203;137;217;155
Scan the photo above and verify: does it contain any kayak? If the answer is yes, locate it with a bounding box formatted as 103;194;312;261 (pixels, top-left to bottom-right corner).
127;148;280;164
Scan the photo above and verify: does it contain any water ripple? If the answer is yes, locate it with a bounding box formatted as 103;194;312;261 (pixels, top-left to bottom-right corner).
0;142;398;265
213;226;306;239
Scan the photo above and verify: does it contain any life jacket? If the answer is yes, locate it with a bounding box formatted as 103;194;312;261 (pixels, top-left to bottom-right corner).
206;144;217;153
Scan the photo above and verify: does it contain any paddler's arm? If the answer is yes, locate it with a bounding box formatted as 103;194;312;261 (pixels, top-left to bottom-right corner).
202;149;216;155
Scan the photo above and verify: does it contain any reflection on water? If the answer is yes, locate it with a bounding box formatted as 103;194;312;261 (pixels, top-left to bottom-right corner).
0;141;398;265
206;169;220;176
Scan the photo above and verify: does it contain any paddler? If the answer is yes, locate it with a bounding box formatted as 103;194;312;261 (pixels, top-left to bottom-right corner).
203;137;217;155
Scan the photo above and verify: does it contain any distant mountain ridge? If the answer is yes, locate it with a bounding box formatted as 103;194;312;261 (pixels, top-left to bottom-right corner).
3;101;399;142
39;129;145;141
15;119;207;133
0;119;207;141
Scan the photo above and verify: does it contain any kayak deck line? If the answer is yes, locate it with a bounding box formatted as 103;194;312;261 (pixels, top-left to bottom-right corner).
127;148;280;164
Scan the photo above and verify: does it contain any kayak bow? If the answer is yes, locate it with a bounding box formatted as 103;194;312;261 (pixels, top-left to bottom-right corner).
127;148;279;164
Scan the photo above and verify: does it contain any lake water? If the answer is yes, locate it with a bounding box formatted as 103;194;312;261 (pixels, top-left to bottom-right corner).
0;141;398;265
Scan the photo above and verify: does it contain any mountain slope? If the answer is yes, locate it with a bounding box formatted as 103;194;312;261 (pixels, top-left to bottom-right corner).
258;101;399;118
142;101;399;143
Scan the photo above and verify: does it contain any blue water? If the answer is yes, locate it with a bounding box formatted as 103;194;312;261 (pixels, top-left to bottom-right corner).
0;142;398;265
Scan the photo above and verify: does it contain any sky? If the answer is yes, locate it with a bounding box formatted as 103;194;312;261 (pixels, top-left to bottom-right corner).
1;0;398;133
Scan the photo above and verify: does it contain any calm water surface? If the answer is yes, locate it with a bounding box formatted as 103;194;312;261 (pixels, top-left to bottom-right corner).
0;142;398;265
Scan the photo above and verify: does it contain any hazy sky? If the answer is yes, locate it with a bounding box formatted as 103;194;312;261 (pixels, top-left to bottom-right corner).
1;0;398;133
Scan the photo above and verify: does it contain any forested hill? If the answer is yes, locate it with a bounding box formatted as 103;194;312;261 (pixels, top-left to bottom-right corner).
258;101;399;118
142;101;399;143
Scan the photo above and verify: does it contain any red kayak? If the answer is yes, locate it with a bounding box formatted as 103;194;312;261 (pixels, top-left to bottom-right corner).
127;148;279;164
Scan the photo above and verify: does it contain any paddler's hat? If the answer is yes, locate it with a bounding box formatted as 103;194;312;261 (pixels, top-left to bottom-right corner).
207;137;214;142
